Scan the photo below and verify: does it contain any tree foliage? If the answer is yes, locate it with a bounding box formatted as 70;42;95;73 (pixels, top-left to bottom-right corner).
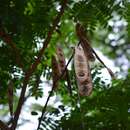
41;69;130;130
0;0;130;130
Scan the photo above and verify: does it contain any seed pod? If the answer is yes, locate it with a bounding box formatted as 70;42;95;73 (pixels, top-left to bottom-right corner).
7;80;14;116
74;45;93;96
76;23;95;61
56;46;66;79
56;46;72;94
51;56;60;89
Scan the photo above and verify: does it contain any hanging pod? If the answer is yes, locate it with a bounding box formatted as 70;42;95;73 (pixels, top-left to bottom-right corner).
76;23;95;61
74;45;93;96
55;46;72;94
51;56;61;89
56;46;66;73
51;49;71;91
56;46;66;79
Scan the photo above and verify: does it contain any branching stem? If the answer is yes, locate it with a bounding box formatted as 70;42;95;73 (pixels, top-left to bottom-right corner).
10;0;68;129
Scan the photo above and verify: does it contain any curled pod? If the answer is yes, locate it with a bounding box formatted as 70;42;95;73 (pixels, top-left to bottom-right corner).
51;56;60;89
74;45;93;96
75;23;95;61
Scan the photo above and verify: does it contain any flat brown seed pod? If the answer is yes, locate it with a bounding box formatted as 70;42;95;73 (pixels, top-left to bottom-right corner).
56;46;72;94
51;56;60;89
56;46;66;79
74;46;93;96
56;46;66;71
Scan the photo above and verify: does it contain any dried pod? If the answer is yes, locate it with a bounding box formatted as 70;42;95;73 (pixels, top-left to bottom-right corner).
51;56;60;89
7;80;14;116
76;23;95;61
56;46;72;94
56;46;66;79
74;45;93;96
56;46;66;72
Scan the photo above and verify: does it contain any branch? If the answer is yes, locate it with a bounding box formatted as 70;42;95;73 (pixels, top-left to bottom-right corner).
11;0;68;130
92;49;115;78
0;28;24;69
37;52;74;130
0;120;10;130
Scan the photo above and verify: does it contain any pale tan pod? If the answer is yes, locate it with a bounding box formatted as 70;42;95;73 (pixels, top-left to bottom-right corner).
74;45;93;96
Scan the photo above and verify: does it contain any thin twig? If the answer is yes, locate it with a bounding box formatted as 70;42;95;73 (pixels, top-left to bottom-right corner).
37;52;74;130
75;80;85;130
66;69;72;95
11;0;68;130
72;62;85;130
91;49;115;78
